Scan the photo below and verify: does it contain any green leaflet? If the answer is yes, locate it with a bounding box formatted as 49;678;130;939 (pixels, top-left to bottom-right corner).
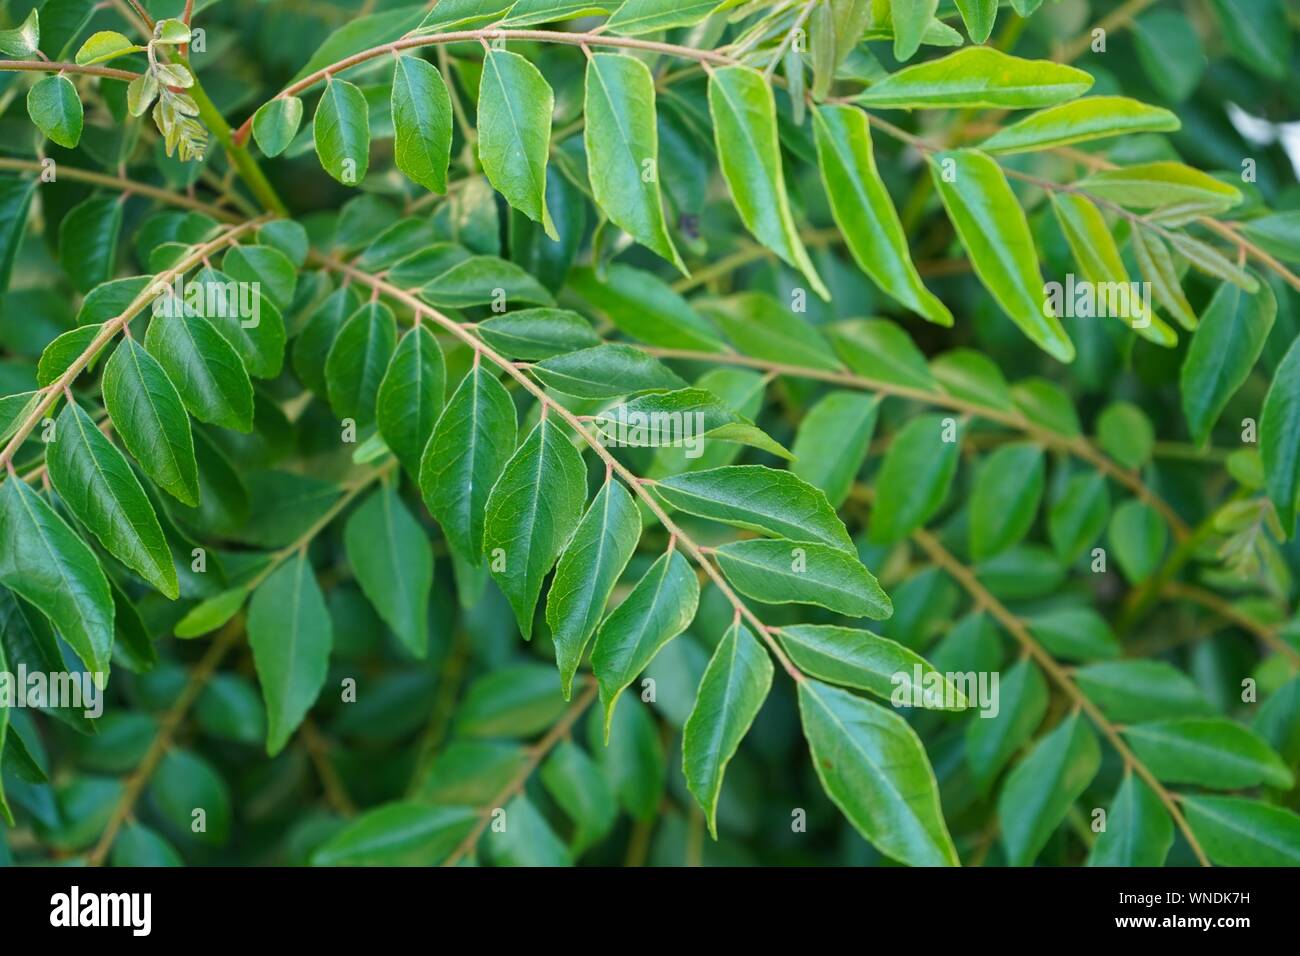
150;749;231;845
830;318;937;390
0;8;39;57
27;74;83;149
294;285;364;396
477;308;601;359
1097;401;1155;470
1026;607;1119;663
714;538;891;619
391;55;452;194
312;803;477;866
1108;499;1167;583
700;293;840;371
1073;660;1215;723
502;0;614;27
591;549;700;735
46;401;177;598
1077;162;1242;213
1087;774;1173;867
569;265;725;353
532;343;686;399
858;48;1093;110
174;588;248;639
798;678;958;866
930;150;1074;363
0;478;115;675
584;53;684;273
222;245;298;312
483;417;588;639
790;391;878;509
144;307;255;432
376;325;445;478
707;66;828;300
953;0;997;43
965;657;1048;794
314;78;370;186
325;301;398;427
0;625;7;823
345;486;433;659
777;624;966;709
251;97;304;158
1260;337;1300;535
593;388;791;461
418;255;555;309
605;0;730;34
1049;193;1175;346
110;823;182;866
419;363;517;566
1131;228;1197;330
868;413;960;545
968;442;1044;559
682;621;772;838
0;177;36;292
540;740;618;854
478;48;556;239
457;664;570;738
1122;718;1293;790
187;266;287;379
59;196;123;293
981;97;1180;154
1181;796;1300;866
998;712;1101;866
891;0;939;61
37;325;102;388
486;794;570;866
248;553;333;756
930;348;1013;409
813;105;951;326
654;465;854;552
546;479;642;700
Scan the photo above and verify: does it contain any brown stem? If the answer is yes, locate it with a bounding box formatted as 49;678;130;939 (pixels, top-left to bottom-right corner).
0;60;138;81
909;526;1211;867
1163;581;1300;669
442;681;598;866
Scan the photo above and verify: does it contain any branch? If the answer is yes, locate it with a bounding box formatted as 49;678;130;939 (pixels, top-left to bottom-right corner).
0;217;267;476
1163;581;1300;669
636;346;1191;542
310;253;807;684
442;680;598;866
908;525;1212;867
0;60;138;81
0;158;238;221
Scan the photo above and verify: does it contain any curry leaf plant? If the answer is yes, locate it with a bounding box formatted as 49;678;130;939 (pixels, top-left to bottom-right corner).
0;0;1297;871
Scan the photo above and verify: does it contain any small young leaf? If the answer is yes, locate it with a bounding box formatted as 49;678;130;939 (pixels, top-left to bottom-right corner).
252;97;304;158
27;74;83;149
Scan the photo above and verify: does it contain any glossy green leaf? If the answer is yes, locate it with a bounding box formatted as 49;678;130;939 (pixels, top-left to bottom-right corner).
248;553;333;756
584;53;683;272
27;74;83;149
965;657;1048;794
930;150;1073;362
325;301;397;427
790;391;878;509
858;48;1093;110
1073;660;1216;723
1086;774;1174;867
998;712;1101;866
102;337;199;507
700;293;840;371
707;66;827;299
1123;718;1293;790
682;621;772;838
1260;337;1300;535
969;442;1044;559
569;265;724;352
392;55;452;194
251;96;304;158
0;480;113;678
483;417;588;639
714;537;891;619
312;803;476;866
1181;796;1300;866
376;325;445;477
546;478;641;700
314;79;370;186
47;400;176;598
981;97;1179;154
532;343;685;399
478;48;556;238
345;486;433;658
144;308;254;432
799;678;958;866
420;363;517;566
869;414;960;545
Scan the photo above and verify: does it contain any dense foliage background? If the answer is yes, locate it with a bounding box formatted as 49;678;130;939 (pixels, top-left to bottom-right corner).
1;0;1299;868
